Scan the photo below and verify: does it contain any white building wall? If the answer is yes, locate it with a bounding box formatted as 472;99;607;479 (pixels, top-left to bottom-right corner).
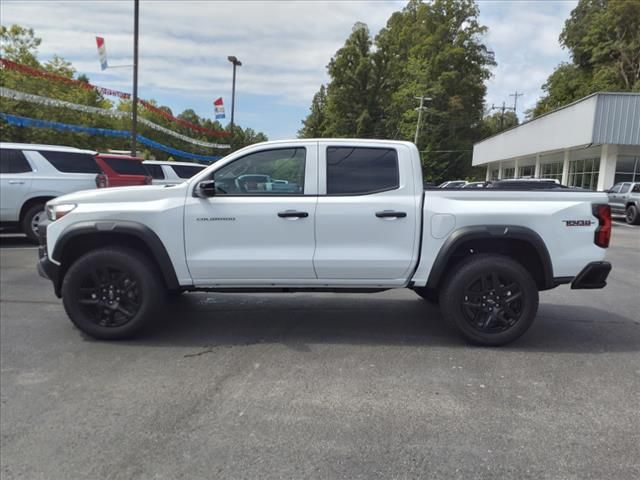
473;95;598;166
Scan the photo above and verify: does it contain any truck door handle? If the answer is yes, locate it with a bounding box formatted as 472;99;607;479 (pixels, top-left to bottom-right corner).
278;210;309;219
8;180;25;185
376;210;407;218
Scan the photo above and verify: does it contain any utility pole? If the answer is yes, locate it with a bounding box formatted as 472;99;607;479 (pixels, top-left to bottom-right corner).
131;0;139;156
414;96;432;145
510;90;524;116
490;101;515;129
227;56;242;128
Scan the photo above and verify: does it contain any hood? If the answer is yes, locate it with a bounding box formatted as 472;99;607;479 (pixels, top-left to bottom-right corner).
48;183;187;206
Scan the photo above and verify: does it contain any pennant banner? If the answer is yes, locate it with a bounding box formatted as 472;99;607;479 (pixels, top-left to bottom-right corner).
214;97;225;119
0;57;231;138
96;36;108;71
0;87;230;149
0;112;222;163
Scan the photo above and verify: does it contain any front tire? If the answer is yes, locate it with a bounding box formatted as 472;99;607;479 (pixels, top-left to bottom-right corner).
440;254;539;346
626;205;640;225
61;247;164;340
22;203;46;243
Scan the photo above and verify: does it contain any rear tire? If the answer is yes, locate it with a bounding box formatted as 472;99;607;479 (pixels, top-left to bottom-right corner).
440;254;539;346
22;203;46;243
61;247;165;340
626;205;640;225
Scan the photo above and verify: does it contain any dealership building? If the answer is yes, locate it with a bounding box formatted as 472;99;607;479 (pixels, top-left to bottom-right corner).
472;92;640;191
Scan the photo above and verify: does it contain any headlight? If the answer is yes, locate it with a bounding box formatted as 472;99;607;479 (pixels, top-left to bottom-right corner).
46;203;77;221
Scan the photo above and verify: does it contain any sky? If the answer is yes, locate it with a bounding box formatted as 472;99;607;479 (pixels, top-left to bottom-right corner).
1;0;578;140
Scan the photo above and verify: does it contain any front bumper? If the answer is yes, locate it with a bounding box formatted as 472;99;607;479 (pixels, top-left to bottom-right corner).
571;261;612;289
36;219;61;297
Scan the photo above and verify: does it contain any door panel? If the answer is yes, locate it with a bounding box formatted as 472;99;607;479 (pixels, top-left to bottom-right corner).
184;142;318;283
314;143;419;280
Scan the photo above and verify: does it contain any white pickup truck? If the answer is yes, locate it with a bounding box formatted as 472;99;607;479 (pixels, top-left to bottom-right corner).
37;139;612;346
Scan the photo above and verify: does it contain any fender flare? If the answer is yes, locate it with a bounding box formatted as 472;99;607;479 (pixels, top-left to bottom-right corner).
426;225;554;290
52;220;180;290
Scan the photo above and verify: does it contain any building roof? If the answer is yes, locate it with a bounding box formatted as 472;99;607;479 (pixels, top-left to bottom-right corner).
472;92;640;166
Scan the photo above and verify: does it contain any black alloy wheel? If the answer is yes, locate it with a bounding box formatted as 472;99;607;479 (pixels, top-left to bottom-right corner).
62;247;164;339
461;272;523;333
77;266;142;328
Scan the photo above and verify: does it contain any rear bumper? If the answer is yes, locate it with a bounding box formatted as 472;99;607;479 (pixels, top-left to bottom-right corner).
571;261;612;289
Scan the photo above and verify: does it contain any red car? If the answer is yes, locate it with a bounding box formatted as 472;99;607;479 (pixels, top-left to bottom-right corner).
94;154;152;188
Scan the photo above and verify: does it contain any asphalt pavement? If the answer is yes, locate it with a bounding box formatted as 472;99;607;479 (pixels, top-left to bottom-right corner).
1;222;639;479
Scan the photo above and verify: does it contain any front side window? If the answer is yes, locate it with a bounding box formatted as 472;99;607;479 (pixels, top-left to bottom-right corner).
213;148;305;195
0;149;32;174
327;147;399;195
39;151;101;174
632;183;640;193
620;183;631;193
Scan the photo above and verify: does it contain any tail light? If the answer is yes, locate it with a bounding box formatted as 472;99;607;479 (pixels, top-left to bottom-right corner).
592;204;611;248
96;174;109;189
144;175;152;185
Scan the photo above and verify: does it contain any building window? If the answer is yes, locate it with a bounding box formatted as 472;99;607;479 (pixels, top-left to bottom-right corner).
568;158;600;190
489;168;499;180
502;167;515;179
519;165;535;178
614;156;640;184
540;162;563;181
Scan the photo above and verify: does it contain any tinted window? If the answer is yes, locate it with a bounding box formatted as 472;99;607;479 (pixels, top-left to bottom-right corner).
0;149;32;174
103;157;147;175
171;165;205;179
327;147;399;195
214;148;306;195
620;183;631;193
39;151;101;173
633;184;640;193
145;164;165;179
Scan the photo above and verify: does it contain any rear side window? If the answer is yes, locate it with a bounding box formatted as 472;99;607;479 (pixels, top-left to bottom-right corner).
102;157;147;175
619;183;631;193
145;164;165;179
327;147;399;195
39;151;101;174
0;149;32;174
171;164;205;179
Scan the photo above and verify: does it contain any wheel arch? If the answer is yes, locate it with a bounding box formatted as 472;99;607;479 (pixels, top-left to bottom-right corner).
19;196;55;222
52;221;180;293
426;225;554;291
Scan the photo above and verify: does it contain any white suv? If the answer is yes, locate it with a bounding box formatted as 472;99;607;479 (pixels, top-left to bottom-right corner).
143;160;206;185
0;143;104;241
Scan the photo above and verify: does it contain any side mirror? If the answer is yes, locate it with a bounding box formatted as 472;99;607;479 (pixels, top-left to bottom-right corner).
196;180;216;198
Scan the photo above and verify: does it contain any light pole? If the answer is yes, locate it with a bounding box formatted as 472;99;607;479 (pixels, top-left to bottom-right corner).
414;95;432;145
131;0;139;156
227;55;242;128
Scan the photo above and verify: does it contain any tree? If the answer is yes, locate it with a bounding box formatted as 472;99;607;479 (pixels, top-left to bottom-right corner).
300;0;495;183
531;0;640;117
298;85;327;138
482;110;519;137
323;22;377;137
0;25;41;66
